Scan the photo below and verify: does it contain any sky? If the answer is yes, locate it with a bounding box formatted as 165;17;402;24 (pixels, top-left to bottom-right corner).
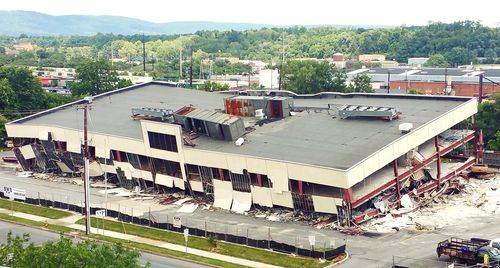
1;0;499;27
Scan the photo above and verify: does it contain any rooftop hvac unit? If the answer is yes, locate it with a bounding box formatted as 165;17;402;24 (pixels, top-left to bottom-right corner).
255;109;265;120
338;104;399;120
399;123;413;133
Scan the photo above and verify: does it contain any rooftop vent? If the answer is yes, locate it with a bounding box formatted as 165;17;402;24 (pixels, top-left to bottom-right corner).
338;105;399;120
399;123;413;133
131;107;174;122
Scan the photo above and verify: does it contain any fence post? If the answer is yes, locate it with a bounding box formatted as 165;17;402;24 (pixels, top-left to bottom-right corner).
131;208;134;223
268;227;271;249
225;225;228;242
323;242;326;260
246;228;249;246
149;207;151;227
67;196;69;210
204;221;207;237
38;192;40;206
118;203;121;220
295;236;299;255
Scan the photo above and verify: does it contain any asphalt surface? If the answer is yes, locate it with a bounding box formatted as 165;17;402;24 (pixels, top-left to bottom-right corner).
0;221;210;268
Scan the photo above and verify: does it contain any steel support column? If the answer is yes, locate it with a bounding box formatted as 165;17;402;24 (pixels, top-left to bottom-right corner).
393;160;400;203
256;174;262;187
218;168;224;181
298;180;304;194
435;136;441;189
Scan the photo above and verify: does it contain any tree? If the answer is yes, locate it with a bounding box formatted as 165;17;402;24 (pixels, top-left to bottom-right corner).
407;89;423;95
0;78;15;111
0;66;46;111
71;59;121;96
476;93;500;147
347;74;373;93
444;47;475;67
198;81;229;91
424;54;449;67
281;60;347;94
0;232;147;268
488;131;500;151
484;49;497;64
0;113;7;145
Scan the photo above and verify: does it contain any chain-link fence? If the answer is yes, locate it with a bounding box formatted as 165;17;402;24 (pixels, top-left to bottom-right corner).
1;189;345;260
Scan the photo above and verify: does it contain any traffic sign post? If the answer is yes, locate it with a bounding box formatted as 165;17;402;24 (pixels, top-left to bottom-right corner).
96;209;106;235
184;228;189;253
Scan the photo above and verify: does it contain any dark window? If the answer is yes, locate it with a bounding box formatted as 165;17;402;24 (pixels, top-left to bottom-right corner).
111;150;127;162
152;157;181;178
147;131;178;152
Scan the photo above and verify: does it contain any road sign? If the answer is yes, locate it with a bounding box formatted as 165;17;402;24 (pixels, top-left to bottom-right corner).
96;209;106;217
3;186;26;201
173;216;181;228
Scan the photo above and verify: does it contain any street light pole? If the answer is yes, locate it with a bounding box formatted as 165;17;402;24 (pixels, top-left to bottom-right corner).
77;99;92;235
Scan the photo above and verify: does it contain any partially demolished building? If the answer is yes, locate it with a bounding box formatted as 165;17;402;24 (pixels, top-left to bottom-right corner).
6;82;478;224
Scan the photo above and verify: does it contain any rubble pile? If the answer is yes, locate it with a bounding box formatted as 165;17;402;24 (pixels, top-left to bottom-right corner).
365;174;500;233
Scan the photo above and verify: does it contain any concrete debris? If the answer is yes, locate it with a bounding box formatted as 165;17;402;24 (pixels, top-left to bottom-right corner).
71;179;84;186
90;182;118;188
132;196;155;201
16;171;33;177
176;204;199;213
364;175;500;233
159;195;182;205
400;194;415;209
173;197;193;206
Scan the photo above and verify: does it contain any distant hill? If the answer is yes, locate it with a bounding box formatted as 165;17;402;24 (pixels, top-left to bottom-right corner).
0;11;274;36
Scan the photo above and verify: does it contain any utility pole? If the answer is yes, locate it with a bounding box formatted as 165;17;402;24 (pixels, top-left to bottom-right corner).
279;31;285;91
387;71;391;93
479;74;483;104
189;48;193;88
142;34;146;72
444;68;448;95
77;98;92;236
179;48;183;80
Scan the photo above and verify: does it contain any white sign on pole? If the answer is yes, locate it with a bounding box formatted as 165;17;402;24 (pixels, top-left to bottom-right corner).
96;209;106;217
173;216;182;228
184;228;189;242
308;235;316;246
3;186;26;201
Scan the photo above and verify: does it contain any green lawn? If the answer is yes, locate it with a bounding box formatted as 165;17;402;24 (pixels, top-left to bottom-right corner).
0;199;72;219
77;217;330;268
91;234;250;268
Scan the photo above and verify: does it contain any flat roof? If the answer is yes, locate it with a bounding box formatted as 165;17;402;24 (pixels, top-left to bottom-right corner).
10;82;473;170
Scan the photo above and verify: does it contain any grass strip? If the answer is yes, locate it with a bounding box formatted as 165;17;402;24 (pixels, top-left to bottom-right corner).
77;217;330;268
0;199;72;219
91;234;250;268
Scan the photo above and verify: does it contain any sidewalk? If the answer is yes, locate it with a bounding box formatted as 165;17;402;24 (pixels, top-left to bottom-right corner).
0;209;282;268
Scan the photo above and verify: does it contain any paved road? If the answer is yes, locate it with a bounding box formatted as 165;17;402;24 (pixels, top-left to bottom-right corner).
0;221;210;268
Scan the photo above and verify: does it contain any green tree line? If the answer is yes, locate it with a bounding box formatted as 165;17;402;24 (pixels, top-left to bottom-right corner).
2;21;500;78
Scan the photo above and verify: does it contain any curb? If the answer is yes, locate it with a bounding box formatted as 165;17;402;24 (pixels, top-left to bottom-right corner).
325;252;349;267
